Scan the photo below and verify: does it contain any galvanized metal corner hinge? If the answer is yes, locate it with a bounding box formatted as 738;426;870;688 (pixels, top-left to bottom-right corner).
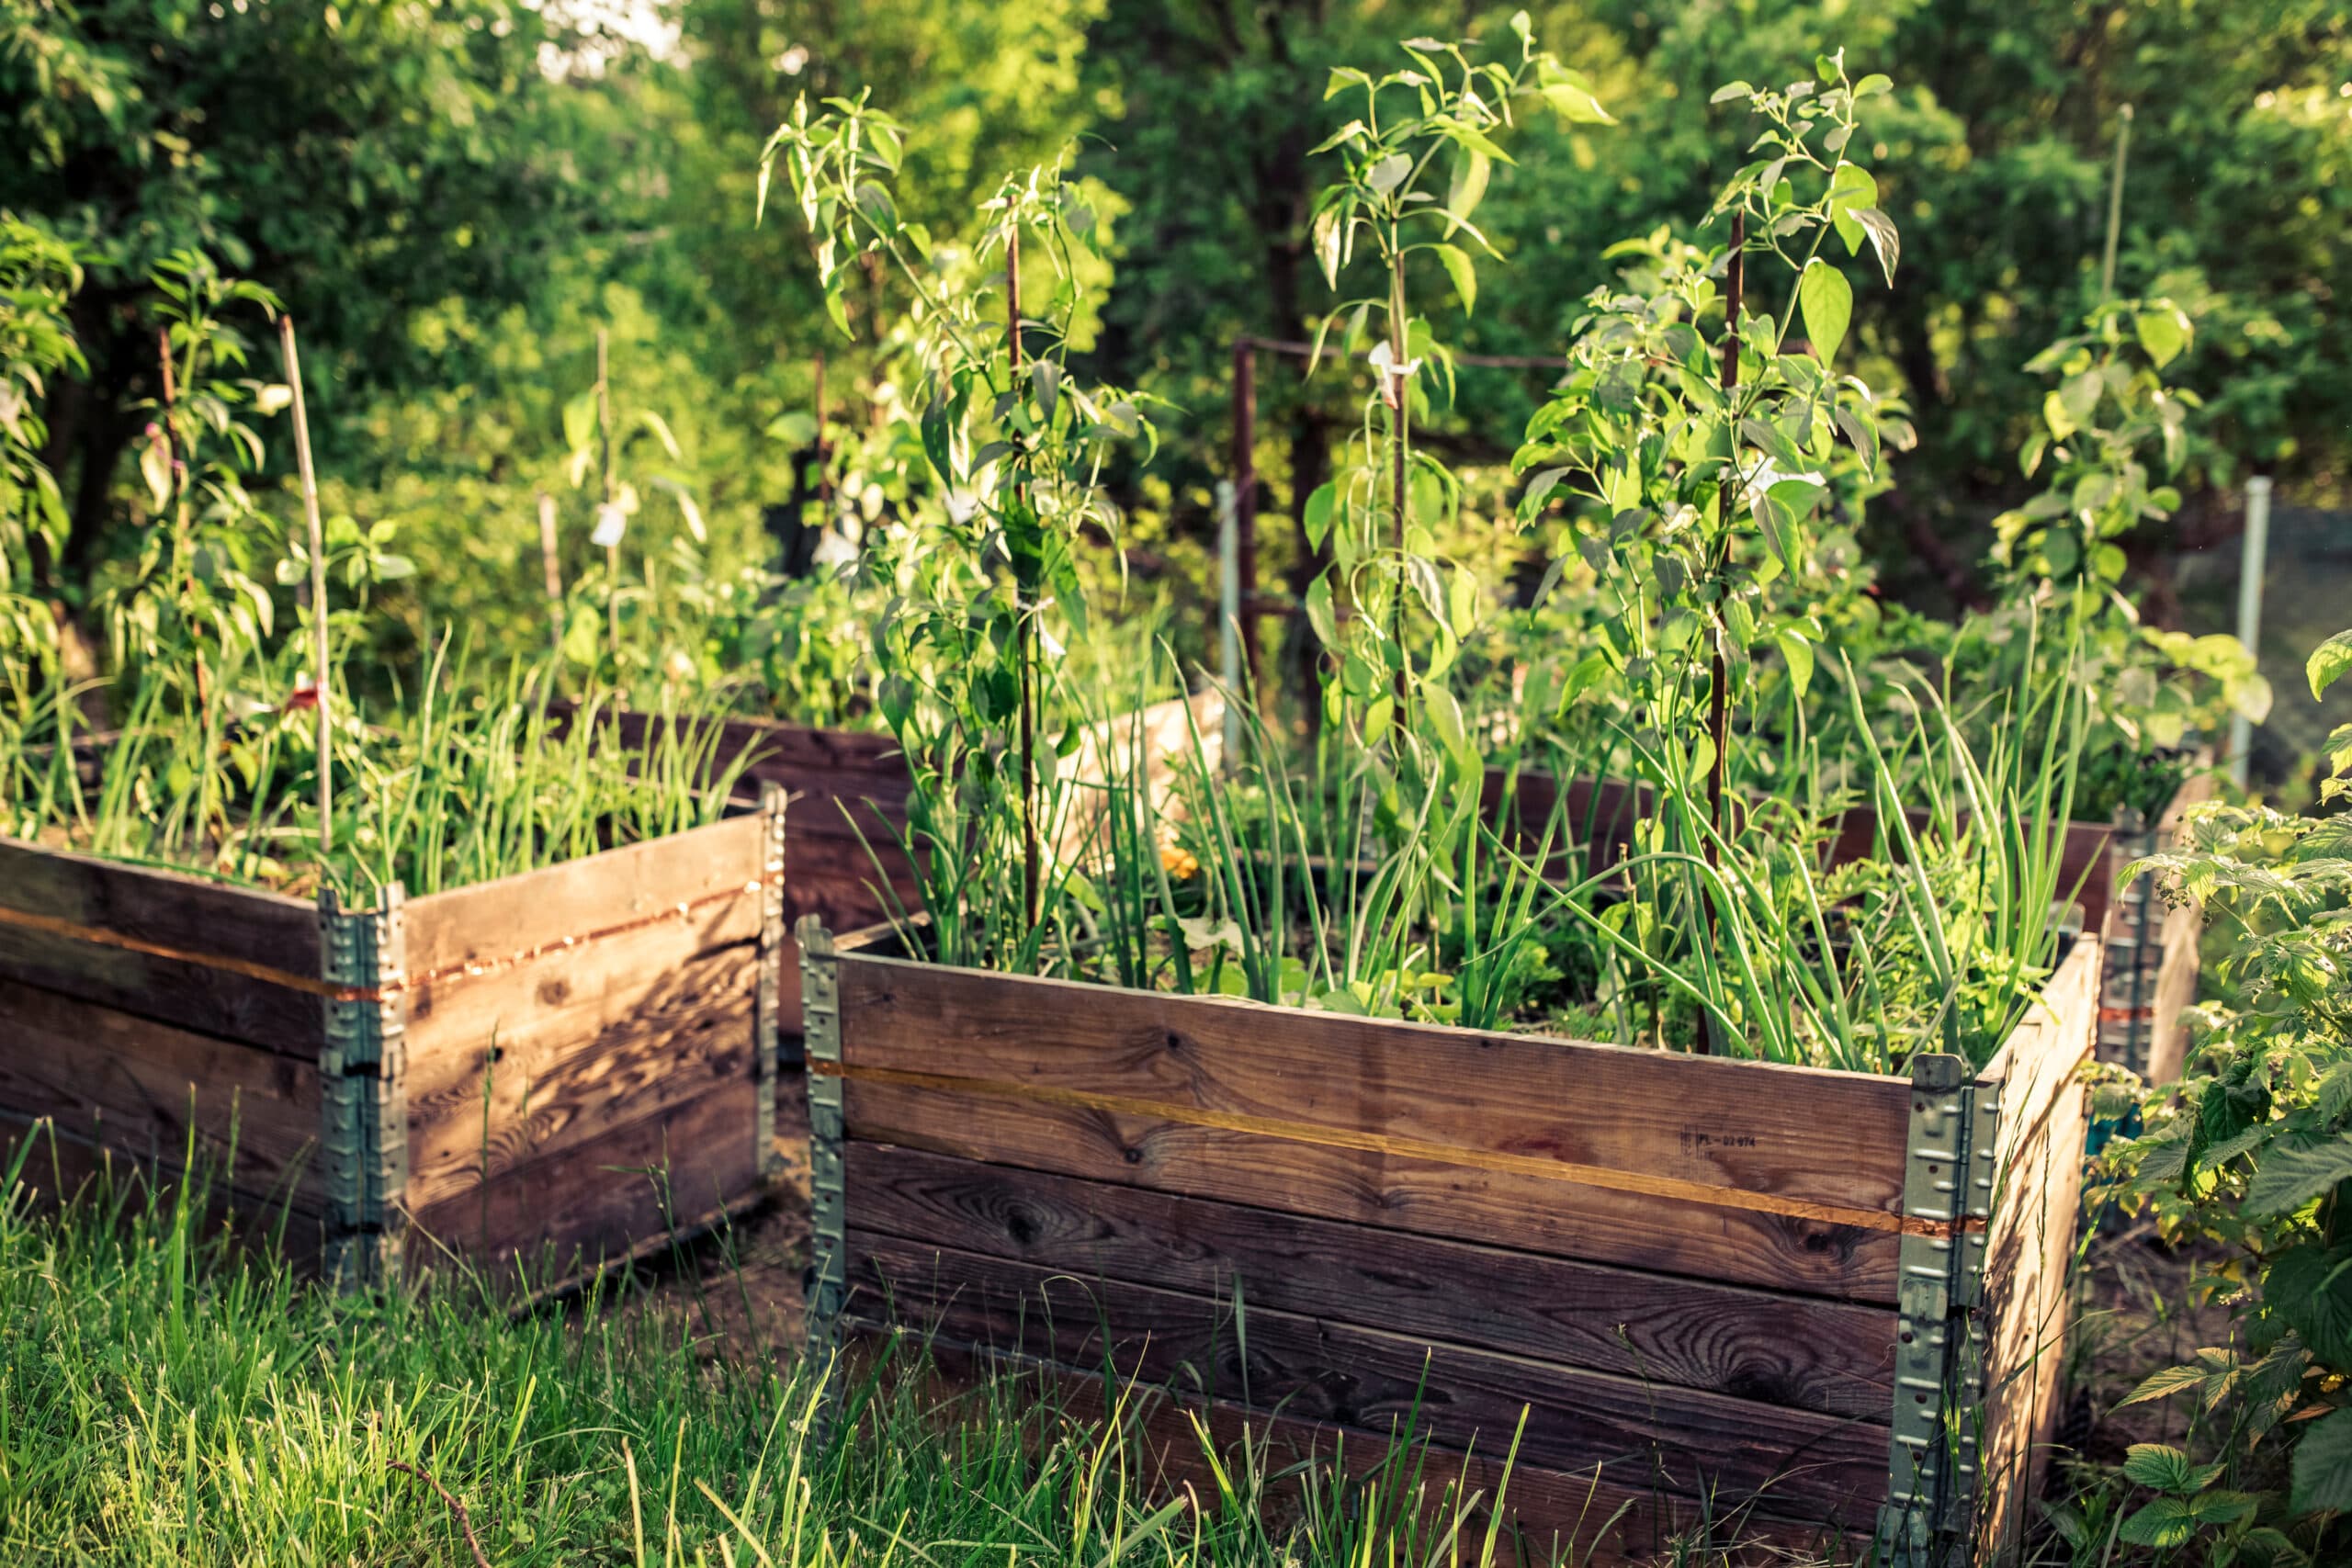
797;915;847;1424
754;784;789;1179
318;884;410;1292
1877;1052;1999;1568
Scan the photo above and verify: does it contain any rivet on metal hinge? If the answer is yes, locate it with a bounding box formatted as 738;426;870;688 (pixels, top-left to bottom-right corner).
797;916;846;1430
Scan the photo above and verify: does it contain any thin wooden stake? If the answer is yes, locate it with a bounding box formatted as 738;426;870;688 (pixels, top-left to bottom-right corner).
278;314;334;860
596;326;618;669
537;490;563;660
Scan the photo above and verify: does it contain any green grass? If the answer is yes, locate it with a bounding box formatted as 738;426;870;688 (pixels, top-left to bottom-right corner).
0;1137;1841;1568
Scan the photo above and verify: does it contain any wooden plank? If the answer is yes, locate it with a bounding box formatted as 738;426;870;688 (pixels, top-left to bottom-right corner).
401;928;760;1213
1974;937;2099;1561
844;1141;1896;1418
847;1233;1891;1515
0;836;323;1056
843;1076;1901;1303
0;975;323;1207
839;957;1911;1213
836;956;1911;1269
2145;897;2203;1087
891;1337;1870;1567
403;1077;762;1278
1;1110;332;1268
401;812;766;978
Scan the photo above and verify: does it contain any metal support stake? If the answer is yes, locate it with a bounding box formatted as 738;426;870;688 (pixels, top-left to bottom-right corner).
1877;1052;1997;1567
319;884;409;1291
753;784;788;1179
1230;339;1261;705
2229;475;2273;791
1215;479;1243;764
798;916;847;1434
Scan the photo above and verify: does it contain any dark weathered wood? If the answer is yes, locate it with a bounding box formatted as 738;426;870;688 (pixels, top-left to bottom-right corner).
403;811;767;978
846;1141;1896;1417
1;1109;334;1267
0;837;322;1055
848;1233;1890;1515
402;933;758;1212
403;1076;761;1279
0;975;323;1207
894;1336;1870;1566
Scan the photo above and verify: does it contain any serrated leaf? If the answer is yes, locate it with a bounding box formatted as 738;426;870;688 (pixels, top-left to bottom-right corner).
2245;1136;2352;1218
2119;1497;2197;1549
2122;1443;2200;1494
1798;260;1852;365
2269;1243;2352;1368
2118;1363;2212;1409
2290;1407;2352;1515
2308;629;2352;700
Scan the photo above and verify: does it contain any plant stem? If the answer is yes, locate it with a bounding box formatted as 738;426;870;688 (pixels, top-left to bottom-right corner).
1008;225;1041;933
2100;106;2133;303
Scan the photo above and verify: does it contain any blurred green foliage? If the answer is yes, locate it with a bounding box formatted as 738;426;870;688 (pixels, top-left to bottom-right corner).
4;0;2346;683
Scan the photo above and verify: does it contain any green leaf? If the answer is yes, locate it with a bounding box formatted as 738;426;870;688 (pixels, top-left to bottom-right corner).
1541;81;1613;124
2245;1135;2352;1218
1710;81;1754;105
1776;627;1815;697
2118;1498;2196;1550
2291;1407;2352;1515
1853;207;1900;285
2136;305;2191;369
2118;1363;2211;1408
562;390;596;456
2268;1242;2352;1368
1423;682;1472;762
1431;243;1476;315
1364;152;1412;197
1304;573;1340;649
2121;1443;2208;1495
1827;164;1878;255
2308;629;2352;699
1519;466;1571;521
1445;148;1491;230
1798;259;1852;365
1303;482;1339;551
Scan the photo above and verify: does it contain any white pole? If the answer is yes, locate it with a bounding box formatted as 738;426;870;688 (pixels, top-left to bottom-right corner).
1215;479;1240;763
2230;475;2274;790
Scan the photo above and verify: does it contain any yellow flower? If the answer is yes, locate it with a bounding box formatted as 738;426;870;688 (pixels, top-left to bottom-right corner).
1160;842;1199;881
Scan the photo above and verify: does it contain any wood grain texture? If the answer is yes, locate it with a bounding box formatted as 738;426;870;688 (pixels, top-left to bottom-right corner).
844;1141;1897;1418
0;837;322;1055
834;954;1911;1300
892;1337;1871;1567
0;975;323;1207
842;1074;1901;1303
403;812;766;978
1975;938;2100;1561
403;1077;762;1277
1;1110;333;1267
848;1233;1891;1515
401;931;759;1211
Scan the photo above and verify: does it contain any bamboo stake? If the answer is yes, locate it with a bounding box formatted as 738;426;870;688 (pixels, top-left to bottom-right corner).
2099;106;2134;303
537;490;563;661
1007;225;1040;931
277;314;334;860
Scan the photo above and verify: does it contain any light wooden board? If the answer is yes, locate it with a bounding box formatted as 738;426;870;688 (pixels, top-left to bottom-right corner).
834;953;1913;1301
845;1140;1897;1419
0;837;322;1055
403;811;767;978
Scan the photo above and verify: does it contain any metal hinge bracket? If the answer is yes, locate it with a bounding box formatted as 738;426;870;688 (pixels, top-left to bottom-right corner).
319;884;410;1292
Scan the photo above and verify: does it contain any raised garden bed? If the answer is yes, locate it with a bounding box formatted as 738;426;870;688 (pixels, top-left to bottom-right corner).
0;796;786;1289
796;916;2102;1565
